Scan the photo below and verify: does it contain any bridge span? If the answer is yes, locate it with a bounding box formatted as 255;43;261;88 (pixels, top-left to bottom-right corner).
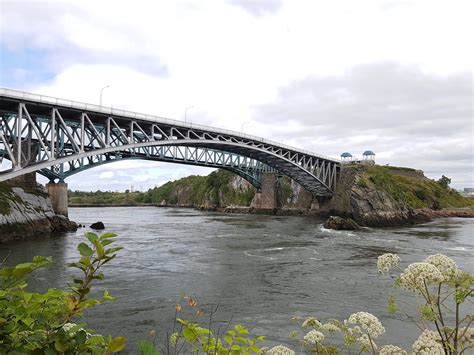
0;88;341;203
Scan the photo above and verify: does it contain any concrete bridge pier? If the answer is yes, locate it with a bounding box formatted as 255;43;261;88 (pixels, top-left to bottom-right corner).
47;181;69;217
254;172;278;210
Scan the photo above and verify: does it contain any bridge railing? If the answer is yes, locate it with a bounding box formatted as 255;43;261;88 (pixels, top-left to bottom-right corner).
0;88;340;163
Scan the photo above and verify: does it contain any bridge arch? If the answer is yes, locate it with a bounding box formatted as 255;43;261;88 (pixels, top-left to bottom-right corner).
0;89;340;196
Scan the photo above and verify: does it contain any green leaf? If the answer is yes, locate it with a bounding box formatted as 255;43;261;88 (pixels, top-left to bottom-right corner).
235;325;249;334
182;327;197;341
250;345;261;353
100;232;118;240
236;336;247;343
21;317;35;328
224;336;233;345
54;340;68;352
85;232;98;244
227;330;236;336
78;243;94;257
94;240;105;258
138;340;159;355
105;247;124;255
231;344;241;351
108;336;126;352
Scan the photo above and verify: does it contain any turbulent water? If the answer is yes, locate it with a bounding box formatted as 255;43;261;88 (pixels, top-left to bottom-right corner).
1;207;473;352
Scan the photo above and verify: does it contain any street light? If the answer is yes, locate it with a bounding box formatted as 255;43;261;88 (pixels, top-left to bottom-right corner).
184;106;194;123
100;85;110;106
240;121;251;133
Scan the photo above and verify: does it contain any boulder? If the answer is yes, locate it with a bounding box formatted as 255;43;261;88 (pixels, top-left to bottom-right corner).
323;216;360;230
90;221;105;230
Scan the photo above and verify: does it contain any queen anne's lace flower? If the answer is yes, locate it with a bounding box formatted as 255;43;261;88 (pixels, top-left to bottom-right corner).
377;253;401;273
412;330;443;355
347;312;385;338
319;323;340;332
266;345;295;355
379;344;407;354
424;254;459;279
303;330;325;344
301;317;322;328
399;262;444;293
458;327;474;345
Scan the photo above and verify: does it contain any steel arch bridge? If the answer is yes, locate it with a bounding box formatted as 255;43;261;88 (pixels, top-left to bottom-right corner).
0;89;341;195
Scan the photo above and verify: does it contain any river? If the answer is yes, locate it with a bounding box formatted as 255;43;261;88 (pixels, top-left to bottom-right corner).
1;207;473;353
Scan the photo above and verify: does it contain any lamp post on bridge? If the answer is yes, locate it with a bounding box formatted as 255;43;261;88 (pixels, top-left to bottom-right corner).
184;106;194;123
100;85;111;106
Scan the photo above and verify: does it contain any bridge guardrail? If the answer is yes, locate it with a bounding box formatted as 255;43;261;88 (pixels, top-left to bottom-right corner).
0;88;340;163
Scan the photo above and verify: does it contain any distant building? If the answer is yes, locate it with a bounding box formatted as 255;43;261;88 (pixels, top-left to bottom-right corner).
463;188;474;195
363;150;375;161
340;152;353;161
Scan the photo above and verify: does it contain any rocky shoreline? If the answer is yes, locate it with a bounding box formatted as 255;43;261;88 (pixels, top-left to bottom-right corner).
0;187;77;243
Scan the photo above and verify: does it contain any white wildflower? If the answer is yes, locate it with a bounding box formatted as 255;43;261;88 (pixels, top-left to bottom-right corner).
319;323;340;332
62;323;77;332
399;262;444;294
301;317;322;328
265;345;295;355
303;329;325;344
412;329;444;355
379;344;407;354
424;254;459;279
357;334;377;352
458;327;474;345
347;312;385;338
377;253;401;273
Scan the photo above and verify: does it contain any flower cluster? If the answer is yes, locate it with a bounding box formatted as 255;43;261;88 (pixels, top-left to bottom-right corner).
399;262;444;294
411;329;444;354
266;345;295;355
424;254;459;279
377;253;401;273
458;327;474;343
319;323;340;332
347;312;385;338
303;330;325;345
301;317;322;328
379;344;407;354
61;322;91;339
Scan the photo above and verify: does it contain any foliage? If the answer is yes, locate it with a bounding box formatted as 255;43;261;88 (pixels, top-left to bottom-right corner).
69;170;256;208
438;175;452;189
139;295;267;355
365;166;472;209
0;232;126;354
283;253;473;354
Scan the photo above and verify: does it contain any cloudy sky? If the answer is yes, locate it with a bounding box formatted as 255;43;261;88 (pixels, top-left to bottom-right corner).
0;0;472;191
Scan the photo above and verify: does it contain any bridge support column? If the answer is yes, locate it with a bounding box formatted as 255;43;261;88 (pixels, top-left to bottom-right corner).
9;142;38;190
47;182;69;217
254;172;278;210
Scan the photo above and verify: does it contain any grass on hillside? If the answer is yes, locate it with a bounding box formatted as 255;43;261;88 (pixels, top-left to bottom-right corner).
360;165;472;209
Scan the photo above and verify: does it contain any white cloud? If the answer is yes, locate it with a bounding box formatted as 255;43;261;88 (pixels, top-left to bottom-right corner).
2;0;472;190
99;171;114;179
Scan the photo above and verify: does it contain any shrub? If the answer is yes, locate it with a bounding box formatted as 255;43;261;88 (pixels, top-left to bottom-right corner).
0;232;126;354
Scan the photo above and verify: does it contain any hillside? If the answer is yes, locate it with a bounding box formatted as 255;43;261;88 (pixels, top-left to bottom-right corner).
325;164;472;226
68;165;473;226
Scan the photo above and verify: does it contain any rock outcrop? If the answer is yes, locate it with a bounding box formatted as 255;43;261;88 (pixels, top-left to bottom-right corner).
89;221;105;230
323;216;360;230
0;186;77;243
321;164;467;227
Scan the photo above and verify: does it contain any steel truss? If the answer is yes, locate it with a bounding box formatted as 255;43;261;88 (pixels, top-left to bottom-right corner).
0;89;340;195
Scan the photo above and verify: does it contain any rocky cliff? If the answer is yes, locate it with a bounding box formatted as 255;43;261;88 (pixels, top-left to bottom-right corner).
0;183;77;243
323;164;472;227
